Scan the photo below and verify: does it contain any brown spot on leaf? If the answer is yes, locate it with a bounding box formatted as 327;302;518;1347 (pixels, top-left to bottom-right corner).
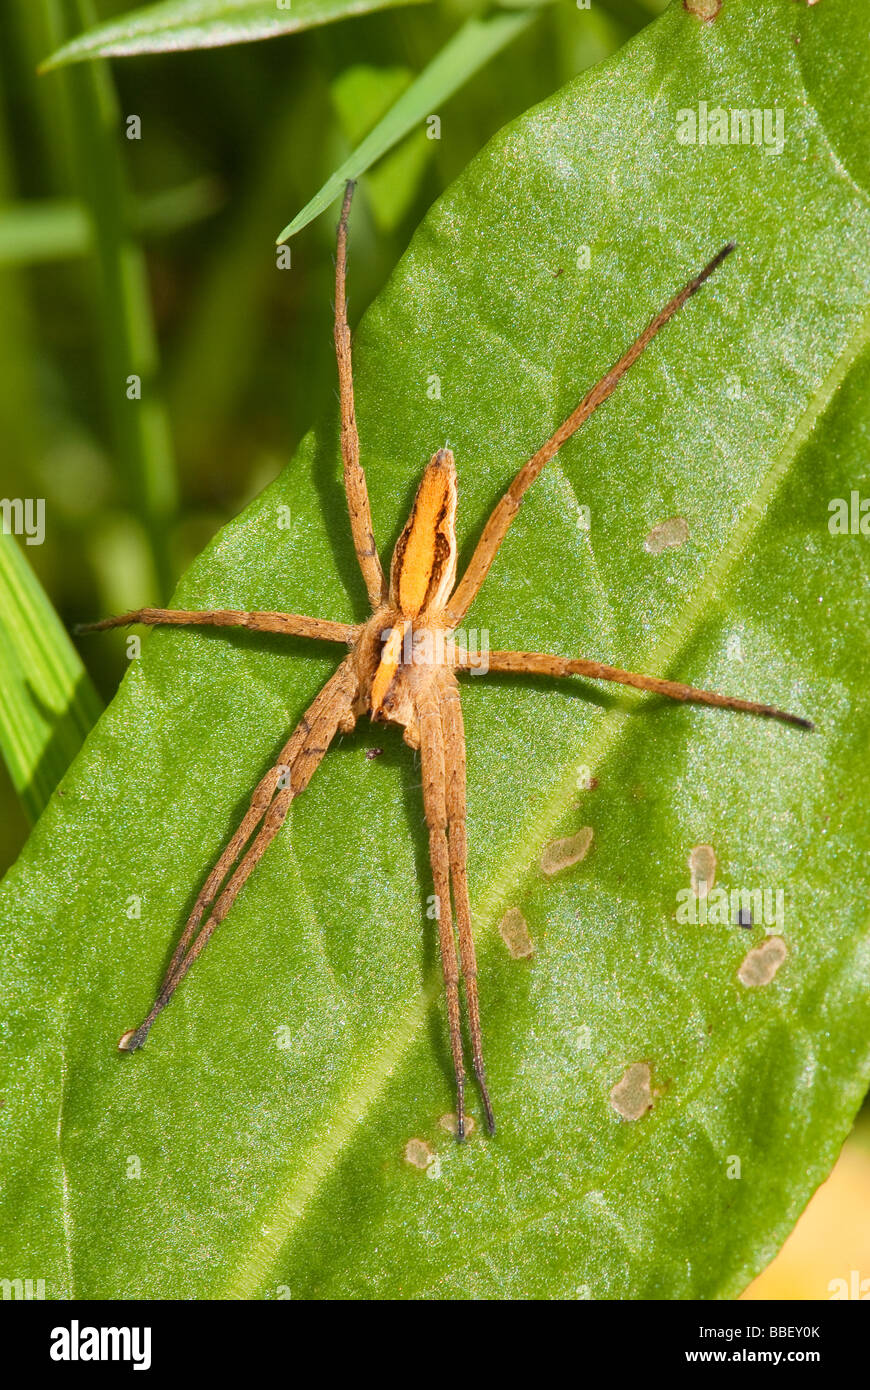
683;0;722;19
643;516;690;555
737;935;788;987
404;1138;433;1169
610;1063;654;1121
541;826;593;877
498;907;534;959
439;1112;475;1137
689;843;717;898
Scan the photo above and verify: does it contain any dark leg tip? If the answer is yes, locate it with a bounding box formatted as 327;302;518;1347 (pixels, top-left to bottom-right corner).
476;1073;496;1136
454;1080;466;1143
774;709;814;731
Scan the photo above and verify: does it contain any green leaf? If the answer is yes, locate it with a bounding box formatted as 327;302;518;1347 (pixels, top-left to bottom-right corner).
277;10;540;242
2;0;869;1298
0;533;102;823
40;0;430;69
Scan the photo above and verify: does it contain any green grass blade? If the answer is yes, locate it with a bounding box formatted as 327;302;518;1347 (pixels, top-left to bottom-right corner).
0;533;102;825
0;200;90;265
42;1;179;596
40;0;430;69
0;180;222;266
277;8;540;242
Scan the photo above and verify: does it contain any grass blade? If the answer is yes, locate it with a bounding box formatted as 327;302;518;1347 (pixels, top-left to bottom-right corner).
0;533;102;825
276;8;541;242
42;1;179;596
0;180;223;267
41;0;429;69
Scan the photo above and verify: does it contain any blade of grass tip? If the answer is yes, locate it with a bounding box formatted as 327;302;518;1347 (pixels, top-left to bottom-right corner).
136;175;225;236
276;8;542;243
40;0;179;599
39;0;430;69
0;533;102;826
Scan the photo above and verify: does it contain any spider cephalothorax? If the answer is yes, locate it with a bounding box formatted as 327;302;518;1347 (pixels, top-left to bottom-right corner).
365;446;459;743
81;182;810;1140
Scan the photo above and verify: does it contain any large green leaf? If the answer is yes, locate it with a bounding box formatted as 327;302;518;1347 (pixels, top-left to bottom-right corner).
3;0;869;1299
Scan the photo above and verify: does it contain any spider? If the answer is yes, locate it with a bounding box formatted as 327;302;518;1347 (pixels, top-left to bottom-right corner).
79;182;812;1140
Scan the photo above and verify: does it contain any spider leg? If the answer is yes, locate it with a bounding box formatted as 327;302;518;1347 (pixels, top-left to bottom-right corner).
418;684;468;1139
454;649;813;730
445;243;736;626
76;607;359;644
140;664;344;1003
118;658;359;1052
334;180;387;612
440;675;496;1135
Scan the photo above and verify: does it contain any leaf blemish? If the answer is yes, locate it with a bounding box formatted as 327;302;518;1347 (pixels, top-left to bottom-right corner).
403;1138;434;1170
737;935;788;987
682;0;722;20
643;516;690;555
440;1112;475;1137
498;907;534;959
610;1063;654;1121
541;826;593;877
689;843;717;897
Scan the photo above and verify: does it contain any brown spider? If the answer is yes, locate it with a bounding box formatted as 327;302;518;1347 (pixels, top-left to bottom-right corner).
79;182;811;1140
